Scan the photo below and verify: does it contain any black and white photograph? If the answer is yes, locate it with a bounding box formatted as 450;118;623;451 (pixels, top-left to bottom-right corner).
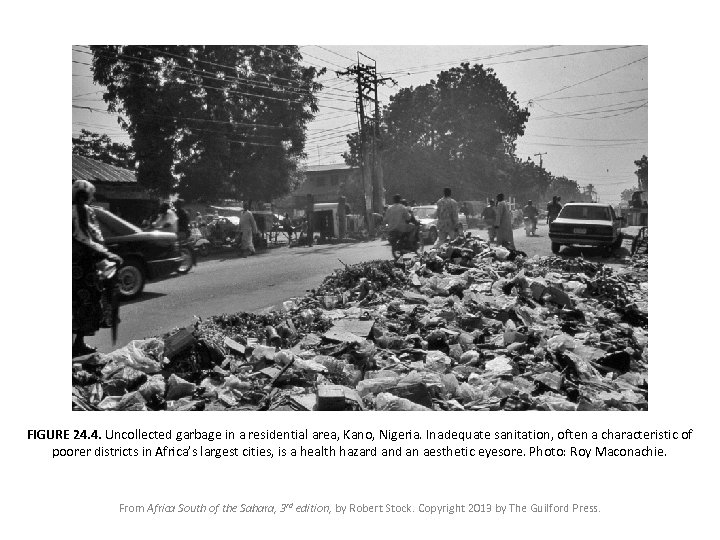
9;2;720;540
71;44;648;411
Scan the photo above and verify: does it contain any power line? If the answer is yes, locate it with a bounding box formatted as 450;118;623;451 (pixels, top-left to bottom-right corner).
73;49;356;113
75;46;356;103
381;46;557;75
259;44;346;71
535;97;648;116
133;45;322;92
520;141;646;148
531;101;648;121
529;55;648;101
389;46;641;78
72;105;353;136
531;87;648;102
311;45;355;63
525;134;646;142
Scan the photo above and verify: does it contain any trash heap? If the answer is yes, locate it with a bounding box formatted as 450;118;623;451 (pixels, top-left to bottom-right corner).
73;235;648;412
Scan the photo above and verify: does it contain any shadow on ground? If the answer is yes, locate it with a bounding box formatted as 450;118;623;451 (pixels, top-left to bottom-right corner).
120;291;167;305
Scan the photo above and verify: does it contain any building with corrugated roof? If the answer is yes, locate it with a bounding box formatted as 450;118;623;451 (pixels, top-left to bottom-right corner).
72;155;156;224
291;163;360;208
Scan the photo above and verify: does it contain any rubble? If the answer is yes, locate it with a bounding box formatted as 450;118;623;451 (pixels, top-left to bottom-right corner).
73;234;648;412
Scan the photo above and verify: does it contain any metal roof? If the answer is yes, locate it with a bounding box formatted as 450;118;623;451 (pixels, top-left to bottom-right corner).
72;155;137;184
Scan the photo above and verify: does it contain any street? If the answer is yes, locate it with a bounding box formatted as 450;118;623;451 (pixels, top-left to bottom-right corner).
89;224;630;354
89;239;389;353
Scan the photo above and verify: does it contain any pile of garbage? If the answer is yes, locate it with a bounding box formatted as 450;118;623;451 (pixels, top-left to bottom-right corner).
73;235;648;412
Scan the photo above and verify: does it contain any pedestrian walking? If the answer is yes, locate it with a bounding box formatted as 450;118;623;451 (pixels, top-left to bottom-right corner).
153;202;178;233
337;196;347;240
547;196;562;224
174;199;190;241
434;187;459;247
481;200;497;243
494;193;516;249
72;180;123;357
305;194;315;246
282;213;294;243
239;202;259;255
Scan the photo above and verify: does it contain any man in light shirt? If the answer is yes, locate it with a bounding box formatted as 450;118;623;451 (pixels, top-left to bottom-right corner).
153;202;178;233
383;194;413;237
435;187;459;247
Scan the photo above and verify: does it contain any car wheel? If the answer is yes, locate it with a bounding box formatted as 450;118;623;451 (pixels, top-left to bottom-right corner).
551;242;561;254
117;258;145;299
198;244;209;257
612;235;623;249
428;228;438;245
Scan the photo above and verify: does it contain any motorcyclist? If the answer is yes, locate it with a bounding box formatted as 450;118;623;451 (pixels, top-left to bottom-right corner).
401;198;421;243
522;200;539;235
383;194;415;245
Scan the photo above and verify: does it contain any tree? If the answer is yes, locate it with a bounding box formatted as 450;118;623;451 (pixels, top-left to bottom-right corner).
620;188;635;202
346;62;531;202
546;176;583;203
90;45;323;199
634;154;648;192
72;129;135;169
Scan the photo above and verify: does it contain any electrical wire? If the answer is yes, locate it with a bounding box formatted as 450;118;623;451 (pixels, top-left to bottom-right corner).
529;55;648;101
75;46;356;103
310;45;355;63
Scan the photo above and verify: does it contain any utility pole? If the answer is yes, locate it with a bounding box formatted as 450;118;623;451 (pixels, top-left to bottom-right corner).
337;53;395;236
534;152;548;169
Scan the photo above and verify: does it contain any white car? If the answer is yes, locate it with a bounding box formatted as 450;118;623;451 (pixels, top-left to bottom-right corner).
548;203;625;255
412;205;468;244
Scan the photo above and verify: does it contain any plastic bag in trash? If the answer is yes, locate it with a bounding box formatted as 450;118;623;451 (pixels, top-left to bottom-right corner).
100;338;164;378
375;392;431;411
357;376;399;397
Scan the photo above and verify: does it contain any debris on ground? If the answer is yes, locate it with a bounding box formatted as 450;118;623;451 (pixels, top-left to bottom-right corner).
73;234;648;412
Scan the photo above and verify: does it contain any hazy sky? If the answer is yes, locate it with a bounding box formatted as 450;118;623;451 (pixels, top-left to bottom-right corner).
72;45;647;202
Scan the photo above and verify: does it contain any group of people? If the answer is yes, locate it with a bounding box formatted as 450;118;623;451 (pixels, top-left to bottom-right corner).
383;187;462;249
479;194;564;249
480;194;518;249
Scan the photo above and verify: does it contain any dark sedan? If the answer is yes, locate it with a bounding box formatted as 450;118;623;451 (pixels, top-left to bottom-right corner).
93;207;184;299
549;203;624;255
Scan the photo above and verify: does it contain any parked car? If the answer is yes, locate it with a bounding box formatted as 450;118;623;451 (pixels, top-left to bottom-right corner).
412;205;469;244
548;202;625;255
93;207;184;299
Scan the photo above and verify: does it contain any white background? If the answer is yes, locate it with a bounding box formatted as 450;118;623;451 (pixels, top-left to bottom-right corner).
2;1;718;538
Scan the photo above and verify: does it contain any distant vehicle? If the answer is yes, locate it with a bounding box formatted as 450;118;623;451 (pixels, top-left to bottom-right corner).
93;207;184;299
412;205;468;245
548;202;625;255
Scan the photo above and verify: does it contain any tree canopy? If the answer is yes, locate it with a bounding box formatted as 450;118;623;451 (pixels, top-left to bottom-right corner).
72;129;135;169
634;154;648;191
344;62;563;203
546;176;583;203
90;45;323;200
620;188;635;202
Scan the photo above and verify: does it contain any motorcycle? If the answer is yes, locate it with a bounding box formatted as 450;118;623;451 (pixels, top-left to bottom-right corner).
146;224;197;273
388;228;424;260
524;217;537;237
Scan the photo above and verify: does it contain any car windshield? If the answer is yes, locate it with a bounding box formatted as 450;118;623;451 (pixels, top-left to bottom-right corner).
413;207;436;219
92;207;141;237
558;205;611;221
